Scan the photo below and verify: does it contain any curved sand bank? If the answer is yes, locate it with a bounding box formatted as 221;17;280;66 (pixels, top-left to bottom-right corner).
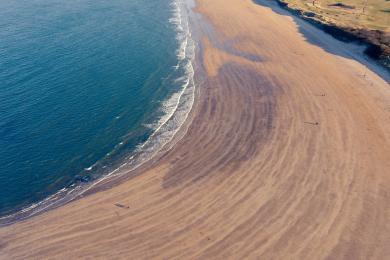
1;0;390;259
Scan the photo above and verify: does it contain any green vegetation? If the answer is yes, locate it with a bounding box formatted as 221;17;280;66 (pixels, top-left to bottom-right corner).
272;0;389;66
279;0;389;31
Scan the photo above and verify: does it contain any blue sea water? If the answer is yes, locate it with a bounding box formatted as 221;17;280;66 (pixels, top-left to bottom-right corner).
0;0;194;218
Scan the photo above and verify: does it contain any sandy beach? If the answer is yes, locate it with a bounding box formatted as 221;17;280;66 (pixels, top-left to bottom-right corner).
1;0;390;259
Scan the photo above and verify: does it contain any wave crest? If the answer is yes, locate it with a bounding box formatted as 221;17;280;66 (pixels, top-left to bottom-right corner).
0;0;196;226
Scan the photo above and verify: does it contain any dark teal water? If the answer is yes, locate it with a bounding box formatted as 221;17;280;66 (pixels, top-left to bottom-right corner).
0;0;192;217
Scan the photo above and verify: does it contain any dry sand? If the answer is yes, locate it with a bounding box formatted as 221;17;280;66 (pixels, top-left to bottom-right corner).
1;0;390;259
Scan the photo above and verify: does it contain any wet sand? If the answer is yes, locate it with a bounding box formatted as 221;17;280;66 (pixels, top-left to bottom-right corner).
1;0;390;259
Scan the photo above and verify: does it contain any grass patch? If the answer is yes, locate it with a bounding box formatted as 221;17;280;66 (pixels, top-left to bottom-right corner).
281;0;390;31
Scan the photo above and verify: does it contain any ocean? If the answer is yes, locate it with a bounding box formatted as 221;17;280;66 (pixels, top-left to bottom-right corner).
0;0;195;221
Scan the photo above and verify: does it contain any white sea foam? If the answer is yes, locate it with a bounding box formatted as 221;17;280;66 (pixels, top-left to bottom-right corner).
81;0;196;192
0;0;197;226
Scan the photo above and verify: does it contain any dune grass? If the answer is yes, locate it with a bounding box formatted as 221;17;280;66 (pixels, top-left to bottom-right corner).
280;0;389;31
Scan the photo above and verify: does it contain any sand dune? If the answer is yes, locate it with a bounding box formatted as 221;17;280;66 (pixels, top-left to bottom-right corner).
1;0;389;259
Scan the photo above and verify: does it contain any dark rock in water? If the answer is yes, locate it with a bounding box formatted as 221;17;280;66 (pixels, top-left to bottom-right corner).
365;44;383;59
75;176;91;183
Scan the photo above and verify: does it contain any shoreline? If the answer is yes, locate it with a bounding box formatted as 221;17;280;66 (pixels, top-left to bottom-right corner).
74;0;207;208
0;0;199;226
1;0;390;258
2;0;387;228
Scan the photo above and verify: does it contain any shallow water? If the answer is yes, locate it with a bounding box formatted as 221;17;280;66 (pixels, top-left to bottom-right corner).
0;0;194;217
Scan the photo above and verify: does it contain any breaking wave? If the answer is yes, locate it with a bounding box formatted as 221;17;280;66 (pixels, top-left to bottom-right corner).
0;0;196;226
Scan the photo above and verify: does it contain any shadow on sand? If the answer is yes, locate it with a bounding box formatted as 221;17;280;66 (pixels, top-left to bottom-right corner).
253;0;390;83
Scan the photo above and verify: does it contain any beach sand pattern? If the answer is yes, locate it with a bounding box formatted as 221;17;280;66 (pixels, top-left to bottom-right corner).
1;0;390;259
